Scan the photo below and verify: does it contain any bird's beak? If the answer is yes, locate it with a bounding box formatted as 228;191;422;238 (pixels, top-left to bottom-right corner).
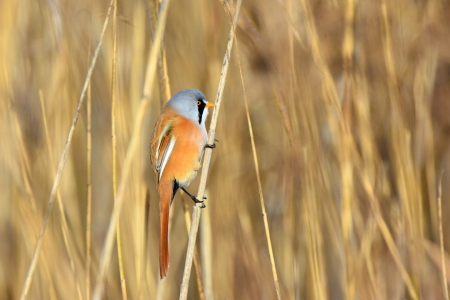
206;102;214;107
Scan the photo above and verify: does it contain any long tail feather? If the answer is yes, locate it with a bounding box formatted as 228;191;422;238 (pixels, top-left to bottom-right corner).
159;180;172;279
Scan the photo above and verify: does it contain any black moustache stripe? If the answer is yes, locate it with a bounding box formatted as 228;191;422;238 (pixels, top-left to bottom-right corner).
197;101;206;124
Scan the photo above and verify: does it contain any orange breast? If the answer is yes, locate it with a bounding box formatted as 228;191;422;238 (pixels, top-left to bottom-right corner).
160;116;207;186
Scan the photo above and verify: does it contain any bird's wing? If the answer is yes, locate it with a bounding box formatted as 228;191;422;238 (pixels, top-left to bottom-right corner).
157;134;176;181
151;112;178;182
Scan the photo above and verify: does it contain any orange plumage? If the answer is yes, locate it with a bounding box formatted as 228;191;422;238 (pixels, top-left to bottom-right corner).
150;89;213;279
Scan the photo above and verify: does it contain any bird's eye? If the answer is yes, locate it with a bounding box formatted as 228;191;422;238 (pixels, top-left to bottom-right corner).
196;101;201;105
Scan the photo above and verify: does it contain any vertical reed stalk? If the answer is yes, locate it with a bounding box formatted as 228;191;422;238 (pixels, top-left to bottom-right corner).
86;77;92;300
235;40;282;299
181;197;206;300
86;2;94;298
179;1;242;298
111;1;128;299
200;192;213;300
341;0;356;298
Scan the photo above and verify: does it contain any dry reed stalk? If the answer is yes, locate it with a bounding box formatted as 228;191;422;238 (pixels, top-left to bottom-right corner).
235;40;282;299
126;5;154;299
86;76;92;300
200;191;213;300
111;1;128;299
160;53;171;103
156;0;171;106
19;2;115;299
179;0;242;298
86;2;94;298
92;0;171;298
438;172;449;300
181;196;206;300
341;0;356;298
38;91;83;300
147;0;171;107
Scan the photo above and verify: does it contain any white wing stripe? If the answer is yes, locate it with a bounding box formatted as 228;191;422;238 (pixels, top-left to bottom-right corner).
155;123;172;163
159;136;176;180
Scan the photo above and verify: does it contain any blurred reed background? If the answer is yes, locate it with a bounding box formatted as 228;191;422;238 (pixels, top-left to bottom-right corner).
1;0;450;299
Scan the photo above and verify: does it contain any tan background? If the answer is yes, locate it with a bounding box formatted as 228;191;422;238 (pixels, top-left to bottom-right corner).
1;0;450;299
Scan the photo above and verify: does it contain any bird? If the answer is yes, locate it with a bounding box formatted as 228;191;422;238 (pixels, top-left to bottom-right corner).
150;89;215;279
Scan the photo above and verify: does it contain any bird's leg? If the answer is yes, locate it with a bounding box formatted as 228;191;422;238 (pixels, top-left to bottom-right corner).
181;187;206;208
205;139;219;149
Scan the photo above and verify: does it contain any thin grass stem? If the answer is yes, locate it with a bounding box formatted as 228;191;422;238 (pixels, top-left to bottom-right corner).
85;2;94;298
178;1;242;298
181;196;206;300
111;1;128;299
235;39;282;299
86;76;92;300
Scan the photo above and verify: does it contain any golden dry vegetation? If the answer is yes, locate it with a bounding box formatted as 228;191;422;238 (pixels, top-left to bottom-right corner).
1;0;450;299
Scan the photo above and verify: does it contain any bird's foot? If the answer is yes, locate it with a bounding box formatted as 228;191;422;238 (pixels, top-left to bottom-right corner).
182;187;206;208
190;195;206;208
205;139;219;149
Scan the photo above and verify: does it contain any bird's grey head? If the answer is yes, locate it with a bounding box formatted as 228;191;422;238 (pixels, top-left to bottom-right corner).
166;89;212;127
